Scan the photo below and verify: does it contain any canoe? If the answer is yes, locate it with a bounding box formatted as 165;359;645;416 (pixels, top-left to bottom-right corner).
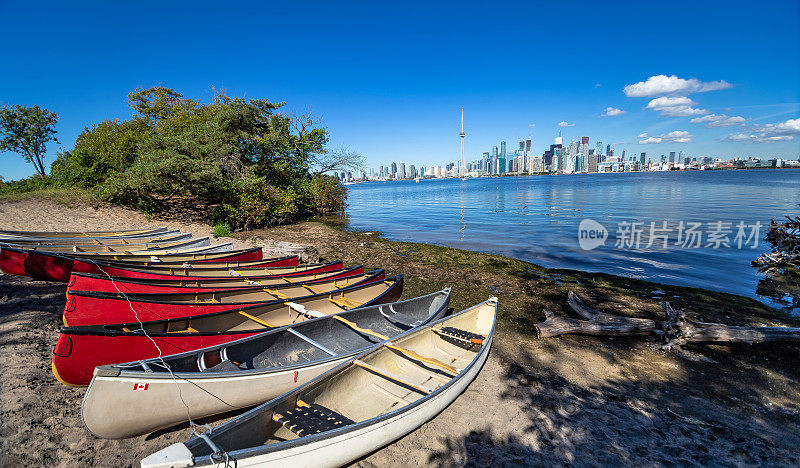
52;275;404;386
82;289;451;439
0;246;260;281
67;260;345;281
0;227;169;240
64;269;387;326
0;234;203;253
0;230;186;246
69;254;298;277
141;297;496;468
66;265;364;295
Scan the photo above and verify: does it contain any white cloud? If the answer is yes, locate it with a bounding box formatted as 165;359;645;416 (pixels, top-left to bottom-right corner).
638;130;694;144
725;118;800;143
645;96;708;117
529;123;536;128
757;117;800;136
558;121;574;127
689;114;746;128
624;75;733;97
639;137;662;145
602;107;626;117
594;82;602;88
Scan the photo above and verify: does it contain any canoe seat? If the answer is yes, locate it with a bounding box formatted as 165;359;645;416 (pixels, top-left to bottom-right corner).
434;327;486;347
272;400;354;437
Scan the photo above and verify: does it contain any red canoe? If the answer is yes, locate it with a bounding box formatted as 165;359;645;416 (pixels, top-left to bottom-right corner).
52;275;404;386
70;254;299;276
66;265;365;295
0;247;264;281
69;260;344;281
63;269;386;326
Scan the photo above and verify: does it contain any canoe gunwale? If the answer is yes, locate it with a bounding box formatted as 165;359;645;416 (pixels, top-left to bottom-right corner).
59;274;405;337
67;265;367;290
93;288;450;380
184;297;497;463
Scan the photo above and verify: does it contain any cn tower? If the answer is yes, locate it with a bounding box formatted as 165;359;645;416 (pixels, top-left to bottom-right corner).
460;107;465;174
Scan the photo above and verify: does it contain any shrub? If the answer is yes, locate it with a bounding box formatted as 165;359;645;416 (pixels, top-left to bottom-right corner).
213;223;231;238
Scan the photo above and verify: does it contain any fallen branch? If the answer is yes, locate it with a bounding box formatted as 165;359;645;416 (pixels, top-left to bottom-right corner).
533;292;656;339
661;302;800;348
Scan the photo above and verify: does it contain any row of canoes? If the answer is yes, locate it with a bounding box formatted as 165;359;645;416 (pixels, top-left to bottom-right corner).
1;228;496;467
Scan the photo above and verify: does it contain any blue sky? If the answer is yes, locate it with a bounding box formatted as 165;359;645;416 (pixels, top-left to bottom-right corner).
1;0;799;179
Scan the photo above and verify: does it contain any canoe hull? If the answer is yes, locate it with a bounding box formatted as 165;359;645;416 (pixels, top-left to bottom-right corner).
65;266;363;295
144;330;492;468
52;332;261;387
83;359;345;439
73;260;344;281
53;277;403;386
70;254;298;277
63;271;384;326
1;247;263;282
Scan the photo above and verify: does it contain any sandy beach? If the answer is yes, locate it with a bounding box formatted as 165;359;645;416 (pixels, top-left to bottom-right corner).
1;198;799;467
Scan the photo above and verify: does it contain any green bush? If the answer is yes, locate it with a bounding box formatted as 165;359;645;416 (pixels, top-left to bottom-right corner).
213;223;231;238
45;86;348;230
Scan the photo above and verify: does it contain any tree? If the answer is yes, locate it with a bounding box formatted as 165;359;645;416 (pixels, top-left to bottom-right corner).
0;104;59;177
312;144;364;175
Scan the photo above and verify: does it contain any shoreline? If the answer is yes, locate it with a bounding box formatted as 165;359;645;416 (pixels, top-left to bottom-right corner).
1;198;799;466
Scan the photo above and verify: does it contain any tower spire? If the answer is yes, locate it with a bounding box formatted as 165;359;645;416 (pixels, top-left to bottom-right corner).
459;107;466;174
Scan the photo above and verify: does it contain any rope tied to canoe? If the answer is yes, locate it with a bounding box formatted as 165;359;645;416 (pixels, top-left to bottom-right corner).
82;255;230;454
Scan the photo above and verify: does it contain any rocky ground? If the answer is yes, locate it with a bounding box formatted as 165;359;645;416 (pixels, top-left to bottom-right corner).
1;199;799;467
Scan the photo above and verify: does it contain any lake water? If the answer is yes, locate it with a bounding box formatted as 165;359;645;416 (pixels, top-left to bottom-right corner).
343;170;800;310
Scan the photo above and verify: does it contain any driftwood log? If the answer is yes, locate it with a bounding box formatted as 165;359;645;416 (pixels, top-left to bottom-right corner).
533;292;656;339
753;216;800;272
661;302;800;348
535;291;800;349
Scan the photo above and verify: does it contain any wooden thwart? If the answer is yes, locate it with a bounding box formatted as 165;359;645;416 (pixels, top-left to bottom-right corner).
333;316;388;340
238;311;274;328
385;344;458;374
329;294;364;309
353;360;430;394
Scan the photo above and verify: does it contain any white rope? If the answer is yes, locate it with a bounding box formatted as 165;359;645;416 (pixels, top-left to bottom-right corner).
77;254;225;445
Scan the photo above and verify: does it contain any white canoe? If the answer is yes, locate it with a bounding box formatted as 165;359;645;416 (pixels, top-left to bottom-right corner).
142;296;497;468
82;289;451;439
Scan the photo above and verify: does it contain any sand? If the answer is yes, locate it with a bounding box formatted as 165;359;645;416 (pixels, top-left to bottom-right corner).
1;199;799;467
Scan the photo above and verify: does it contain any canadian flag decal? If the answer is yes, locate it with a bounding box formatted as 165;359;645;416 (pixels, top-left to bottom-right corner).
133;383;149;391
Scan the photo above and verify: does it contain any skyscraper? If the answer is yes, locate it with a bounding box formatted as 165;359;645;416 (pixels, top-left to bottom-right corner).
581;136;589;145
398;162;406;179
640;152;646;165
391;162;397;177
669;152;676;163
500;141;506;157
606;144;612;156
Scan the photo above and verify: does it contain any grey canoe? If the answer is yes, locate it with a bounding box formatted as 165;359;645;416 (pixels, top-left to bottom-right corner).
142;296;496;468
83;289;451;439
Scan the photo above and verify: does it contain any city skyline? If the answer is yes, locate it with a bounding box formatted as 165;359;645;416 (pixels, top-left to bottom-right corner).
1;1;799;180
